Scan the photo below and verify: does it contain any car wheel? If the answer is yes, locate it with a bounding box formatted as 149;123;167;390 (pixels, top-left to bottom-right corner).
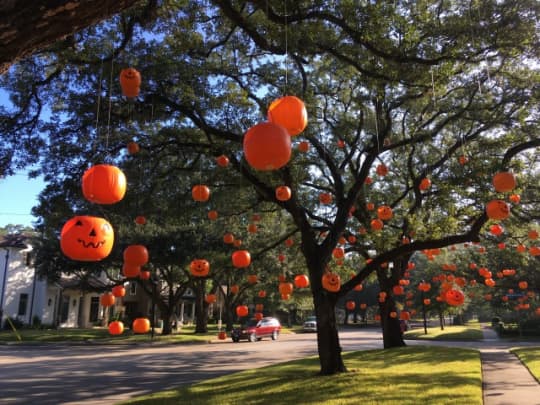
271;330;279;340
232;336;239;342
248;333;257;342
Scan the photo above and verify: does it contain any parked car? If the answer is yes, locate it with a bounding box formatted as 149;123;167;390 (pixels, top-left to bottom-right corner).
303;316;317;332
231;317;281;342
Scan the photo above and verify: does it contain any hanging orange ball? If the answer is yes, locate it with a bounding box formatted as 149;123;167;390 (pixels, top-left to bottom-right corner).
492;171;517;193
139;269;151;281
207;210;218;220
294;274;310;288
419;178;431;191
346;300;356;311
108;321;124;335
276;185;292;201
82;164;127;205
100;292;115;307
124;245;149;266
119;67;141;98
267;95;308;136
243;122;292;170
298;141;310;152
377;205;393;221
376;164;389;176
132;318;150;333
216;155;230;167
319;192;333;205
370;219;384;231
126;141;140;155
223;233;235;244
445;289;465;306
236;305;249;317
232;250;251;268
190;259;210;277
112;285;126;297
122;263;141;278
134;215;147;225
322;272;341;292
486;199;510;220
192;185;210;202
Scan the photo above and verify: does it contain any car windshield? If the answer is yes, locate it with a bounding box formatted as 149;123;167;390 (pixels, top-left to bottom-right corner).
244;319;259;327
305;316;316;322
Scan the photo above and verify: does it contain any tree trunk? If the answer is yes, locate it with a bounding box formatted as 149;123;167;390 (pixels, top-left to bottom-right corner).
379;296;406;348
160;306;173;335
194;279;208;333
314;290;347;375
439;310;445;330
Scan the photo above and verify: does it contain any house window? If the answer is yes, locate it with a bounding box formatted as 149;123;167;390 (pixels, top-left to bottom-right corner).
17;293;28;316
129;282;137;295
89;296;100;323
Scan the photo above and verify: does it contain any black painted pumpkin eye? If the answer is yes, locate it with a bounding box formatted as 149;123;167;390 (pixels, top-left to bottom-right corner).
75;220;83;226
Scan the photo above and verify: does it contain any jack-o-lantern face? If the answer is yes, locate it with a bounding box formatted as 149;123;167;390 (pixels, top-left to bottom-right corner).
190;259;210;277
60;216;114;261
119;68;141;98
322;272;341;292
445;289;465;306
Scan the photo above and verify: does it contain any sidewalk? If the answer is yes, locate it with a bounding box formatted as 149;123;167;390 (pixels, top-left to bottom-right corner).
480;326;540;405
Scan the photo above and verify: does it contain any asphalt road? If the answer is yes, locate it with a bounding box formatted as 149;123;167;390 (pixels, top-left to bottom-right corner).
0;328;385;405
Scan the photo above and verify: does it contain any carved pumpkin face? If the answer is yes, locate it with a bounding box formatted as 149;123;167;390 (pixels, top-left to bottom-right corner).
60;216;114;261
190;259;210;277
322;272;341;292
445;289;465;306
119;68;141;98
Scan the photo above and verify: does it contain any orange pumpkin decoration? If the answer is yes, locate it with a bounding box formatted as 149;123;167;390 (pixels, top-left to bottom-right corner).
285;238;294;247
267;95;308;136
322;272;341;292
279;282;294;295
122;263;141;278
319;192;333;205
393;285;404;295
370;219;384;231
345;300;356;311
232;250;251;268
254;312;264;321
255;303;264;311
126;141;140;155
218;331;227;340
134;215;147;225
236;305;249;317
492;171;516;193
112;285;126;297
190;259;210;277
366;202;375;211
278;253;286;262
509;194;521;204
124;245;149;266
192;185;210;202
517;244;527;253
347;235;357;244
207;210;218;220
247;223;258;233
364;176;373;185
486;199;510;220
389;311;397;318
108;321;124;335
230;284;240;294
60;216;114;261
139;269;151;280
423;298;431;305
223;233;235;244
298;141;310;152
100;293;115;307
243;122;291;170
530;246;540;256
459;155;468;165
445;289;465;306
360;303;367;309
519;281;528;290
400;311;411;321
332;247;345;259
258;290;267;298
205;294;217;304
216;155;229;167
247;274;258;284
132;317;150;334
489;224;504;236
528;230;539;240
377;205;393;221
376;163;388;176
294;274;310;288
119;67;141;98
276;185;292;201
82;164;127;205
281;293;291;300
419;177;431;191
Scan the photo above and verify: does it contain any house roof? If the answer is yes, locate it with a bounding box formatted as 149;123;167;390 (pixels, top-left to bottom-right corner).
59;274;114;292
0;233;30;249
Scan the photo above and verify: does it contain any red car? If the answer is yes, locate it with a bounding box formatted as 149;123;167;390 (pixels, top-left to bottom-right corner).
231;317;281;342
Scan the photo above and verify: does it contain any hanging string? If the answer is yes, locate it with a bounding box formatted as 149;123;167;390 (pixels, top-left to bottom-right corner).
430;68;437;107
105;57;114;159
94;59;104;141
284;0;288;94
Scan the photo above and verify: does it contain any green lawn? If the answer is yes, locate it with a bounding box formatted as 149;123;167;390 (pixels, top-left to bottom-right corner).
511;347;540;381
120;346;482;405
404;323;483;341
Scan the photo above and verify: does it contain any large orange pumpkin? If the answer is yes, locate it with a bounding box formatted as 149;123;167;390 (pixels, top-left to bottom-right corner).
190;259;210;277
100;292;115;307
108;321;124;335
132;317;150;333
243;122;291;170
60;216;114;261
486;199;510;220
122;263;141;278
223;233;235;244
119;67;141;98
267;95;308;136
294;274;310;288
236;305;249;317
377;205;393;221
528;230;539;240
322;272;341;292
492;171;516;192
192;185;210;202
279;282;294;295
123;245;149;266
275;185;292;201
82;164;126;204
370;219;384;231
445;289;465;306
232;250;251;268
112;285;126;297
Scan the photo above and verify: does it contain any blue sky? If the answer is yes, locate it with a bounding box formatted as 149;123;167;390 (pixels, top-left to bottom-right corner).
0;89;44;228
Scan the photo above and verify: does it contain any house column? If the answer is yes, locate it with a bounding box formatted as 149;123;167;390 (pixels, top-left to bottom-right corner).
79;294;91;328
